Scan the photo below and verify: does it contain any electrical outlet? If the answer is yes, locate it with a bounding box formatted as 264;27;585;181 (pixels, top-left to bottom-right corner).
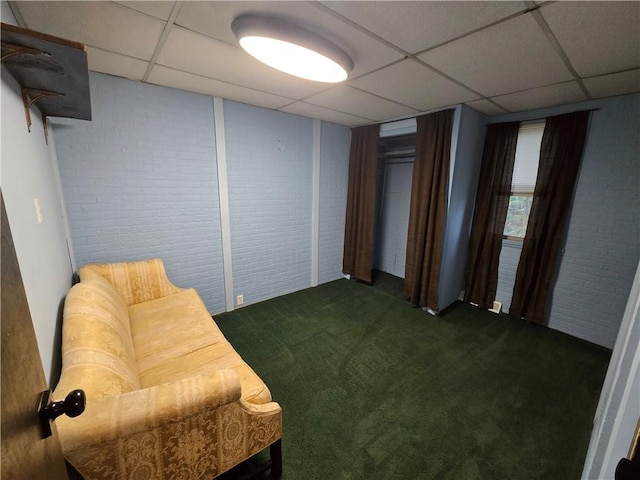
236;294;244;306
489;301;503;314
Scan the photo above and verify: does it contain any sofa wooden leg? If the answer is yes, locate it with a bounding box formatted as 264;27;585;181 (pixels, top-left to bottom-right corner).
270;439;282;477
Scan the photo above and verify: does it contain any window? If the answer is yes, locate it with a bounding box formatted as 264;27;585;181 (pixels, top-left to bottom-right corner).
504;195;534;238
504;122;545;239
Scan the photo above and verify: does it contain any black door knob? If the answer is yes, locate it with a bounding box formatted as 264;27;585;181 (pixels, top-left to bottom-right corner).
45;389;86;419
38;389;86;438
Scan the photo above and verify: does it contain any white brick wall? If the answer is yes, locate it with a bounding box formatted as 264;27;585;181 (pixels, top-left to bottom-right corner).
53;74;354;315
53;73;226;313
495;240;522;312
548;95;639;347
492;93;640;348
51;72;638;347
319;122;350;284
223;100;314;306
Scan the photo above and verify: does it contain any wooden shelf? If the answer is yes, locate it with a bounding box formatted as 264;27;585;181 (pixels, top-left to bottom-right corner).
1;22;91;132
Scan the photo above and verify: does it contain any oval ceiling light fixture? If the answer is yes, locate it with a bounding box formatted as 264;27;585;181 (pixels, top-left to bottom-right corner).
231;14;354;83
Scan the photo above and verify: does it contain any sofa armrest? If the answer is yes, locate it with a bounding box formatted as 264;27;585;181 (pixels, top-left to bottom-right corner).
57;370;241;451
58;370;282;480
78;258;184;306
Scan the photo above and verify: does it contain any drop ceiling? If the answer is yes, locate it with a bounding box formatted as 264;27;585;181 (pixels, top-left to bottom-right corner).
7;1;640;126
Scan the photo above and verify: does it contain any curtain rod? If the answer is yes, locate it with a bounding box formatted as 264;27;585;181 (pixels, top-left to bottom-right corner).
486;107;600;125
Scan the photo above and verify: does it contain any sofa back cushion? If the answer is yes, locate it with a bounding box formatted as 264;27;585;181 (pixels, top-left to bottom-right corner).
79;259;182;306
54;275;140;401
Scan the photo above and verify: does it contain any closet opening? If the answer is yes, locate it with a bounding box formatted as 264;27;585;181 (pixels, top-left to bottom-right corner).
373;133;416;280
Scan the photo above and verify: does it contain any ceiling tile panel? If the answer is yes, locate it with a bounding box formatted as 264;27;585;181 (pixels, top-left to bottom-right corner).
321;1;526;54
13;1;165;60
465;99;508;116
418;13;574;97
350;59;480;111
583;69;640;100
279;102;372;126
87;47;148;81
147;65;292;110
10;1;640;125
305;86;419;121
156;26;331;99
175;1;261;45
491;82;587;112
114;1;176;21
175;1;404;78
541;1;640;78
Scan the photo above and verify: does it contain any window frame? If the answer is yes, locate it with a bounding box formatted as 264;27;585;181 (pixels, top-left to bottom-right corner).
503;121;545;242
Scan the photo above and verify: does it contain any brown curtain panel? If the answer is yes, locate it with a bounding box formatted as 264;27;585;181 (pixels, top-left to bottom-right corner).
510;110;590;323
463;122;520;309
343;123;380;284
404;109;454;310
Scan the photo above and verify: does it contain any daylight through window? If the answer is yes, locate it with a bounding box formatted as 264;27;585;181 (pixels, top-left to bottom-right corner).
503;122;545;239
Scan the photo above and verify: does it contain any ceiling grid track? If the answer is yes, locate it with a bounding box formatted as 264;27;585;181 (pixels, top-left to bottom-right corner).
311;1;413;58
411;5;535;58
312;0;518;114
276;98;376;124
8;1;637;124
347;84;421;113
141;1;184;83
144;63;302;107
526;2;593;100
280;99;376;124
313;0;481;95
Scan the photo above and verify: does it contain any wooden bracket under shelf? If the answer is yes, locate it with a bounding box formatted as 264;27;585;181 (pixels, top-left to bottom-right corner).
1;40;48;63
1;22;91;138
21;87;62;133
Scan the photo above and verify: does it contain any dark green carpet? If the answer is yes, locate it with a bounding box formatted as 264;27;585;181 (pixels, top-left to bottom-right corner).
215;272;610;480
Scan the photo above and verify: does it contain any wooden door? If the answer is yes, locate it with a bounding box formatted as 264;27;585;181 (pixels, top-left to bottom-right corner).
1;193;69;480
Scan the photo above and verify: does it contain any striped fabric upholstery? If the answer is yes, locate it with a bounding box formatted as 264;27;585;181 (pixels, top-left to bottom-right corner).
54;274;140;401
53;259;282;480
79;259;183;306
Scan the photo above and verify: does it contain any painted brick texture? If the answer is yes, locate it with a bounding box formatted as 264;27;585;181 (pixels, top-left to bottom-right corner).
53;73;226;313
223;101;314;306
493;94;640;348
495;240;522;312
547;95;639;347
319;122;350;284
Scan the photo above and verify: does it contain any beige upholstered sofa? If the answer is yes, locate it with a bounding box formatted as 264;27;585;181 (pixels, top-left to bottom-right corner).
53;259;282;479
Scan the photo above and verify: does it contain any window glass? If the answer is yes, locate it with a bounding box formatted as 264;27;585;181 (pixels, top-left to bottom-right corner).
504;122;544;239
504;195;534;238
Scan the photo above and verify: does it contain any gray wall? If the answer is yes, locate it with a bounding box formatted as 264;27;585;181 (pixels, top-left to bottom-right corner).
318;122;351;284
53;73;351;314
439;105;486;310
1;0;74;385
583;262;640;479
224;100;313;306
491;93;640;348
53;73;226;313
495;240;522;312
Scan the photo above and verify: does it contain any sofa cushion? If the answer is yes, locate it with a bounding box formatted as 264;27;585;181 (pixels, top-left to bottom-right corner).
129;289;272;404
54;276;140;401
79;259;183;306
